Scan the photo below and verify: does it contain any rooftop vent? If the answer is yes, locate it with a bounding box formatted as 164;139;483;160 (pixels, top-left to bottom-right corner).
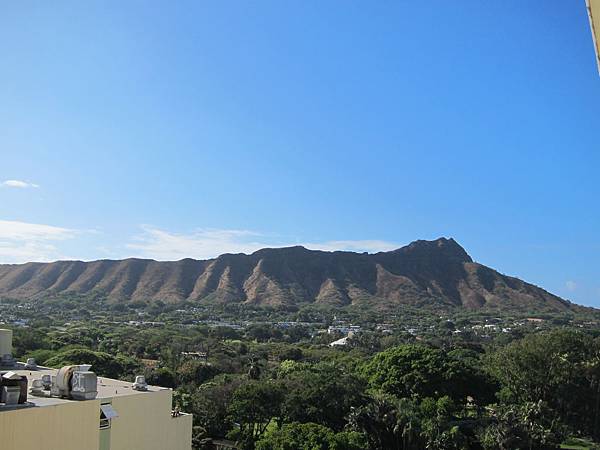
0;371;28;405
24;358;37;370
30;379;44;396
132;375;148;391
41;374;52;390
1;385;20;405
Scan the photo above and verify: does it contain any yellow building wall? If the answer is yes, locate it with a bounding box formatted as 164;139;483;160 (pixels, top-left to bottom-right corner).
588;0;600;72
109;390;192;450
0;390;191;450
167;412;194;450
0;400;100;450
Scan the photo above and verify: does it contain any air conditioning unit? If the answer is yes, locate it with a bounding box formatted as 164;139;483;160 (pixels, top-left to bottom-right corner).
71;371;98;400
1;385;20;405
132;375;148;391
1;371;28;404
55;365;98;400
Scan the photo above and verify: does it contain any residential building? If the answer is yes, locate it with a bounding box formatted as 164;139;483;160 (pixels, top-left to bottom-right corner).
0;329;192;450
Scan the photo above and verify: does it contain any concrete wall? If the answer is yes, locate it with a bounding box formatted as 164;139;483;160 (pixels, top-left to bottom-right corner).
109;389;192;450
0;400;100;450
0;389;191;450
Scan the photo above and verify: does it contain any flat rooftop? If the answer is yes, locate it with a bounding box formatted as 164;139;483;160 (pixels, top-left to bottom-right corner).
1;362;170;411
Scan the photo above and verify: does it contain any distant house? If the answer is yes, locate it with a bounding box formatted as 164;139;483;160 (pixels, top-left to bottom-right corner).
181;351;208;360
329;336;349;347
327;325;361;335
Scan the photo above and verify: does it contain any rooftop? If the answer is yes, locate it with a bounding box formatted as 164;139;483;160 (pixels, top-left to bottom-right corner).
1;362;170;411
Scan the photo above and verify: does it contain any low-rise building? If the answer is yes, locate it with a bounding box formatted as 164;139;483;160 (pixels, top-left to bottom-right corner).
0;329;192;450
329;336;349;347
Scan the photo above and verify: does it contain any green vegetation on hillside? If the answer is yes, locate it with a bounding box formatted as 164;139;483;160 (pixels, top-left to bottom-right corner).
3;295;600;449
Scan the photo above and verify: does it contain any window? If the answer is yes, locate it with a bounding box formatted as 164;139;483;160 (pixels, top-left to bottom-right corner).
100;404;118;430
99;411;110;430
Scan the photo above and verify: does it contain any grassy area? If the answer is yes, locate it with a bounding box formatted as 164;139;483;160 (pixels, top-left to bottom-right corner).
561;437;600;449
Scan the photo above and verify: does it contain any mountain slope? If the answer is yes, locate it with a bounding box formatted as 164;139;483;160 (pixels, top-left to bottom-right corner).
0;238;573;311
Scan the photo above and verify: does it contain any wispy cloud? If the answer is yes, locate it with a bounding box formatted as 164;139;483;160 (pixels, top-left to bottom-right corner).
0;219;77;263
126;226;399;260
0;220;73;241
1;179;40;189
301;240;398;253
0;221;399;263
565;280;577;292
126;226;270;260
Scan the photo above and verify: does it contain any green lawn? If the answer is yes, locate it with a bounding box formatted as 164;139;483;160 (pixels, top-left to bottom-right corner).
561;437;600;449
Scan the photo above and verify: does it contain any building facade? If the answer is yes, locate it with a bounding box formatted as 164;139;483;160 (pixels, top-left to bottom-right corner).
0;329;192;450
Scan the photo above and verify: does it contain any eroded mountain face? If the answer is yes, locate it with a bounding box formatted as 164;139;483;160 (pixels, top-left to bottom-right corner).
0;238;571;311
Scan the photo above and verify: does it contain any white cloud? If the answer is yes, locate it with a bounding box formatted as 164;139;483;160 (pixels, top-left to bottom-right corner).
301;240;397;253
565;280;577;292
0;221;400;264
2;179;39;189
126;226;269;260
126;226;399;261
0;219;77;263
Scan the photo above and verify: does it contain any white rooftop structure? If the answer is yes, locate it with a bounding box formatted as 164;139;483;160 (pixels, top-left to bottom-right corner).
0;329;192;450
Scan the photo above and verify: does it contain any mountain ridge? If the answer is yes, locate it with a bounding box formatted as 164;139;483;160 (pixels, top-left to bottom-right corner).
0;237;574;312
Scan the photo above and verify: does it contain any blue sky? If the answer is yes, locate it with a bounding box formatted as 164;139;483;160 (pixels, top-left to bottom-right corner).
1;1;599;306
